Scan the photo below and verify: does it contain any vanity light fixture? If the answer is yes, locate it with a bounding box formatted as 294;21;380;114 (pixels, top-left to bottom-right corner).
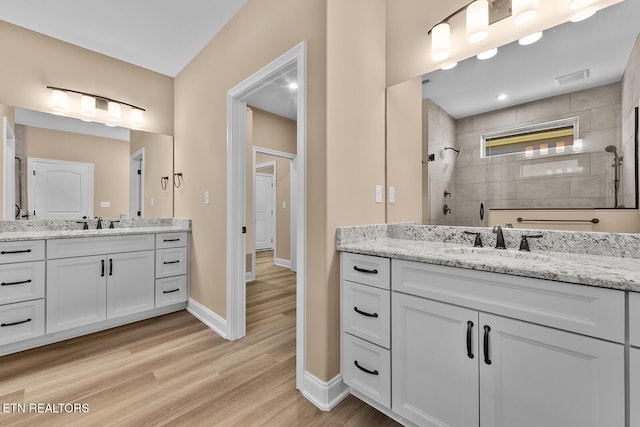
512;0;539;25
518;31;543;45
431;22;451;61
46;86;146;128
441;62;458;70
477;48;498;60
466;0;489;43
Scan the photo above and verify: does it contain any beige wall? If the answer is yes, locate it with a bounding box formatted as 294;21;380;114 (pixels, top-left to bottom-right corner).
174;0;331;379
130;131;174;218
386;77;423;223
24;126;129;218
0;21;173;135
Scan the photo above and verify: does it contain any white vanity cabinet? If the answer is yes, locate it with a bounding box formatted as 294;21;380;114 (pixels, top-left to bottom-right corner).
46;235;155;333
341;253;626;427
0;240;45;346
155;232;188;307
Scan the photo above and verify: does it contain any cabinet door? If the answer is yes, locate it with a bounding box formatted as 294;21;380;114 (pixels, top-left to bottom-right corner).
631;347;640;427
479;313;624;427
47;255;107;333
106;251;155;319
392;292;479;427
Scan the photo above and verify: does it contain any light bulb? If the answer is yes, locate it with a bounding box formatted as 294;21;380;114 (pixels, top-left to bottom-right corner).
466;0;489;43
51;89;68;112
80;95;96;118
130;108;144;127
108;101;121;122
431;23;451;62
512;0;538;25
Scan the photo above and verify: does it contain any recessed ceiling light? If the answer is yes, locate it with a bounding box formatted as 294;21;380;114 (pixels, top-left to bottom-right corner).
519;31;543;46
441;62;458;70
477;48;497;60
571;9;596;22
289;82;298;89
497;94;508;101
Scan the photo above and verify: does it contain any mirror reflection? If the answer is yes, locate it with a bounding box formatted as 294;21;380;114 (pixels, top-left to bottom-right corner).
422;0;640;232
2;106;173;220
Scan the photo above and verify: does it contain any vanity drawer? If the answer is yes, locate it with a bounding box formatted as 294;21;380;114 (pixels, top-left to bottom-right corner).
342;333;391;408
156;232;188;249
156;276;188;307
342;281;390;348
341;252;390;290
0;261;45;305
392;259;625;343
156;248;188;278
48;235;154;259
0;241;45;264
0;299;45;346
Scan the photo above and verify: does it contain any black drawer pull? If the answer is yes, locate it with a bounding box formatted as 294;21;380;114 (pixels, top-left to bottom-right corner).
467;321;474;359
163;238;181;242
109;258;113;276
353;266;378;274
1;279;32;287
163;260;180;265
354;360;379;376
1;318;32;327
163;288;180;294
1;249;32;255
353;307;379;318
101;259;105;277
483;325;492;365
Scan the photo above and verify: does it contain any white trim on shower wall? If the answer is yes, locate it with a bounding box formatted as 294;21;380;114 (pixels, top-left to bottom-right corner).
226;41;306;391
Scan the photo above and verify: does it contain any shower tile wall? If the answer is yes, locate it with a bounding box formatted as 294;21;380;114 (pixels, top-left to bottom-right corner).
426;100;456;225
428;82;623;227
621;35;640;208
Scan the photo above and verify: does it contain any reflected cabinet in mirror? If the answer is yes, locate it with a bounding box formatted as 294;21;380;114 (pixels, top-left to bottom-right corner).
417;0;640;232
1;106;173;220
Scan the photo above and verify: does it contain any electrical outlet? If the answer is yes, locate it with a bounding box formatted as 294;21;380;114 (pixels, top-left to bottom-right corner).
282;201;286;209
151;197;155;207
389;186;395;204
100;201;110;208
375;185;383;203
204;191;210;204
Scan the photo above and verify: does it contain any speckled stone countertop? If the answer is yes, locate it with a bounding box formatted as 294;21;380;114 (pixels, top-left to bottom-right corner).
0;218;191;242
336;223;640;292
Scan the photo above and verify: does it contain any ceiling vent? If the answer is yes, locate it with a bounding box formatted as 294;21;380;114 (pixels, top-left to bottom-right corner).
554;69;590;86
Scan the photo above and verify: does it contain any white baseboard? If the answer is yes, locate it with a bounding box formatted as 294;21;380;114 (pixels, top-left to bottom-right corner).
301;372;350;411
274;257;291;269
246;271;255;282
187;298;227;339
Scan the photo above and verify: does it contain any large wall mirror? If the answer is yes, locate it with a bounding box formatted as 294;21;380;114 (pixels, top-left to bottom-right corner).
419;0;640;232
1;105;173;220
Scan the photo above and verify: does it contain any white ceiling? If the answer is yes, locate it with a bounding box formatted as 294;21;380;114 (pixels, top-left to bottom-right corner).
0;0;248;77
423;0;640;119
245;63;298;121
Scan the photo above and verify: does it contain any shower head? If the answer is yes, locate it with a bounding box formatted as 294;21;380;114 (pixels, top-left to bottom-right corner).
444;146;461;158
605;145;617;154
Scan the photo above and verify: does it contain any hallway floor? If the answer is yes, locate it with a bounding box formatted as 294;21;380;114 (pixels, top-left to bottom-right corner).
0;251;398;426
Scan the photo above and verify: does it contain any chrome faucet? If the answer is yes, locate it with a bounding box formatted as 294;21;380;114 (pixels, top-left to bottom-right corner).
492;225;506;249
96;217;103;229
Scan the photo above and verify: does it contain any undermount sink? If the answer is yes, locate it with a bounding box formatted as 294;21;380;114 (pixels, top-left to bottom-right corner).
442;246;550;262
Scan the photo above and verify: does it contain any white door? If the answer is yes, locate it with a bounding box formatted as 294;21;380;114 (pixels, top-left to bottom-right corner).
2;117;15;220
255;173;274;251
106;250;155;319
46;255;107;333
479;313;624;427
392;293;479;427
28;158;93;220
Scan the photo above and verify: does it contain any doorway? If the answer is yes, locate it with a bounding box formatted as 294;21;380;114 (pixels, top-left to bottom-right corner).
227;42;306;390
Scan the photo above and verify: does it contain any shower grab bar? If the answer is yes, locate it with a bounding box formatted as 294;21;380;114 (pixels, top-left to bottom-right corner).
517;217;599;224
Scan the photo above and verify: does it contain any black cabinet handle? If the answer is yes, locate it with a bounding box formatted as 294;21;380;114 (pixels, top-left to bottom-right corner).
1;318;32;327
483;325;492;365
163;260;180;265
101;259;105;277
163;289;180;294
467;321;474;359
109;259;113;276
353;266;378;274
1;249;32;255
354;360;379;376
353;307;379;318
163;238;181;242
1;279;32;287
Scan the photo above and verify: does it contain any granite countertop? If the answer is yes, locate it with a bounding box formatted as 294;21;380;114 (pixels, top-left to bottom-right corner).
0;218;191;242
337;224;640;292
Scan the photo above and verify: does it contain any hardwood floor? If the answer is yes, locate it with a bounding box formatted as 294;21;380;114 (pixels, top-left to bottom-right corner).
0;250;398;426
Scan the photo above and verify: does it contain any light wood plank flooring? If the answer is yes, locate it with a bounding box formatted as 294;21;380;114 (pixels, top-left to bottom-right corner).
0;250;398;426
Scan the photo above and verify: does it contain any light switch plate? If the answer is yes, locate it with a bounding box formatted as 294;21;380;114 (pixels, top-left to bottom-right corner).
100;201;110;208
375;185;383;203
389;186;395;204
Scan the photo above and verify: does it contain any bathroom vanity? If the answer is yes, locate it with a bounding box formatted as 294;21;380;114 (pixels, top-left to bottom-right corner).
0;219;190;356
338;223;640;427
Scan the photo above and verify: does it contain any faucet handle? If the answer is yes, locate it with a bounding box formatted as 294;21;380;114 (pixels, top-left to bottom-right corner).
76;221;89;230
519;234;543;251
109;220;120;229
463;231;483;248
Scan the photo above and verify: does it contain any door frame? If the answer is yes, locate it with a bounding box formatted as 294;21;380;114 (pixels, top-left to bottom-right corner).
2;117;15;220
129;148;145;218
255;166;276;253
227;41;306;390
